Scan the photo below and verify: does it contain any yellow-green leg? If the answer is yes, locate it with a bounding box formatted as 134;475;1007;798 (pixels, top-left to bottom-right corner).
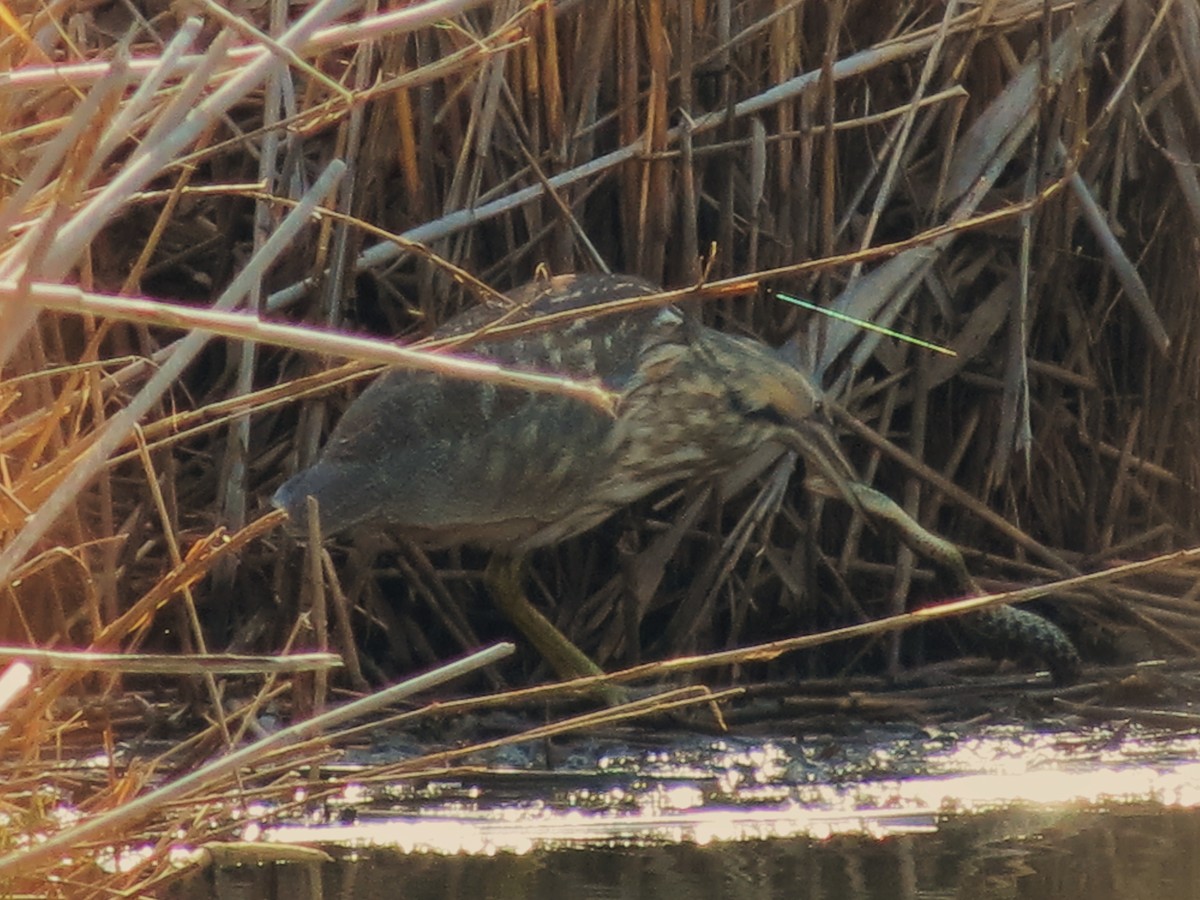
485;555;626;702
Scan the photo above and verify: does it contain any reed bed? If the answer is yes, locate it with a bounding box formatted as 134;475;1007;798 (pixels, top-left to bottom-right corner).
1;0;1199;892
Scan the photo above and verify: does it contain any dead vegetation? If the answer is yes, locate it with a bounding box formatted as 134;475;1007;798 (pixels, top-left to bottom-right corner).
1;0;1199;892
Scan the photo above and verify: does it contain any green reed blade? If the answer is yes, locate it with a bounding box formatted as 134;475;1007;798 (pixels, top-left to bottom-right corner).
774;292;957;357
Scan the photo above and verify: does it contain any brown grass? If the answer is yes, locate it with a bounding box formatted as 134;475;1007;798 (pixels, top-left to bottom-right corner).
1;0;1199;891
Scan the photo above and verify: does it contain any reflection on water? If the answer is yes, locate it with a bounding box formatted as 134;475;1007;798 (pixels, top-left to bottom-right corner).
185;808;1200;900
171;724;1200;899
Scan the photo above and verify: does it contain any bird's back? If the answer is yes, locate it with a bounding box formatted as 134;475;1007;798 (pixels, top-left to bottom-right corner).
274;274;668;546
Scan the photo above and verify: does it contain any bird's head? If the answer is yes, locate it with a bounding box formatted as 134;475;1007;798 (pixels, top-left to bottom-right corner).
617;309;859;505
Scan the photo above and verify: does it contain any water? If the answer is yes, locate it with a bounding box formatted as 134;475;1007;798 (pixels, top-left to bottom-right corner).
170;721;1200;899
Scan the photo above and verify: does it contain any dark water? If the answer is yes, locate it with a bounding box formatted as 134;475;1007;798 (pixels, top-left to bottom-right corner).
171;723;1200;899
184;807;1200;899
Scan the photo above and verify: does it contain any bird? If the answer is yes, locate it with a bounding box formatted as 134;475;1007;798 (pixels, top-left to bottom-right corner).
273;272;1080;686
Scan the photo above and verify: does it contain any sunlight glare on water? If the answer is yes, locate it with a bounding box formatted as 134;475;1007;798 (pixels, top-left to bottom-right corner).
259;724;1200;856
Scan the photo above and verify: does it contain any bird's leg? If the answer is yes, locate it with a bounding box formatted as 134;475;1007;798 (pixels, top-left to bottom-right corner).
484;555;626;702
844;482;1081;685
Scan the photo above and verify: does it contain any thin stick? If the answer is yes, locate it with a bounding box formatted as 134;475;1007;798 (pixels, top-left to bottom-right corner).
605;547;1200;681
18;282;617;412
0;648;342;674
0;644;514;881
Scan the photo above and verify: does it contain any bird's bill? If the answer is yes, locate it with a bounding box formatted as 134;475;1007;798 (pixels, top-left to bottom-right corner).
787;421;864;515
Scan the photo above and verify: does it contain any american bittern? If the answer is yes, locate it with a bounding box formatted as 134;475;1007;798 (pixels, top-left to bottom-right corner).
274;273;1079;685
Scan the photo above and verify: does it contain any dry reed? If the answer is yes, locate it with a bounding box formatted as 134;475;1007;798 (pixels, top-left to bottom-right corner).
1;0;1199;892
